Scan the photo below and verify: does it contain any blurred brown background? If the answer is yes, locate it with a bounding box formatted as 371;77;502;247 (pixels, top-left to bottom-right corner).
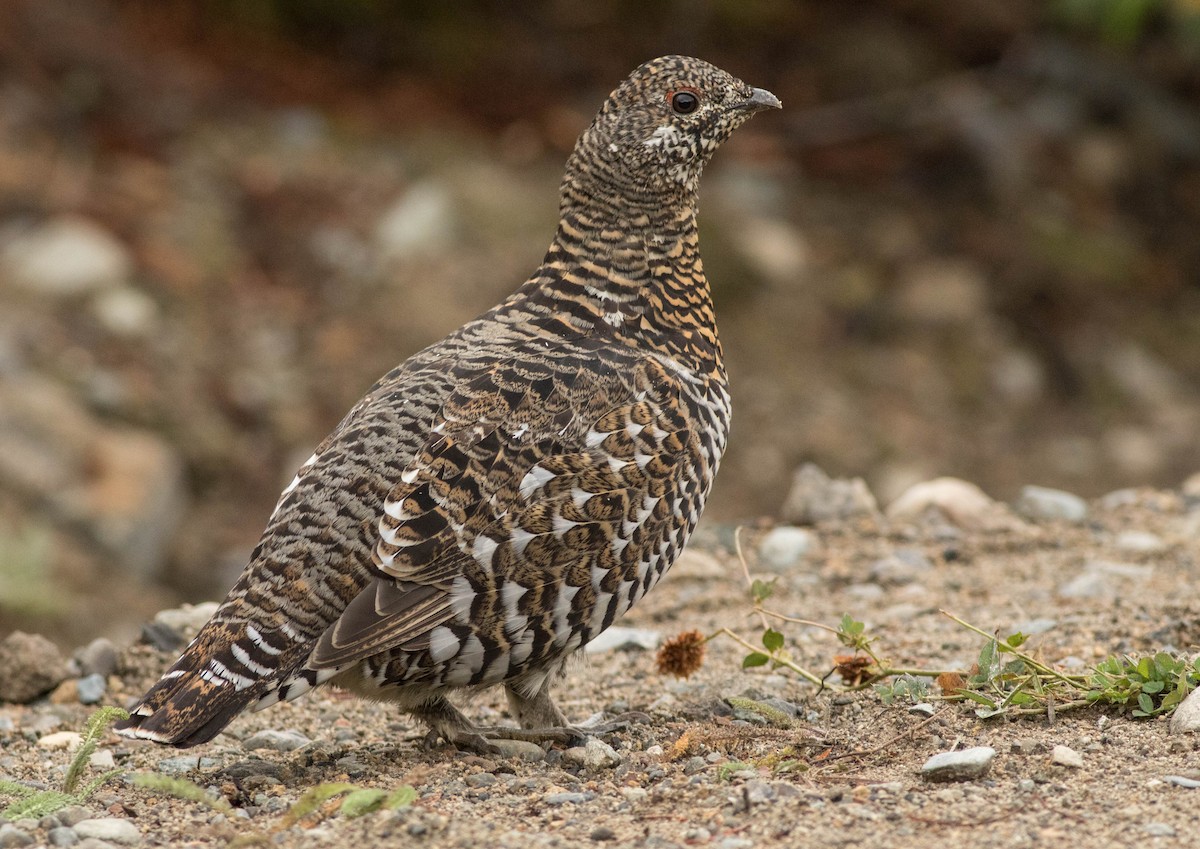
2;0;1199;643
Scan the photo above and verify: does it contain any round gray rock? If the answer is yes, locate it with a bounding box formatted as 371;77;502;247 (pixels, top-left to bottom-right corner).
0;631;69;703
921;747;996;782
1015;485;1088;523
71;819;141;846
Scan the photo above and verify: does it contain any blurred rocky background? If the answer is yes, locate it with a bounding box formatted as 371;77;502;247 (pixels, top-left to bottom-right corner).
1;0;1199;644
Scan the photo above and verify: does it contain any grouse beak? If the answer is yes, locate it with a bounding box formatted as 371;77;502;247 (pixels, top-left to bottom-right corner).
735;87;782;114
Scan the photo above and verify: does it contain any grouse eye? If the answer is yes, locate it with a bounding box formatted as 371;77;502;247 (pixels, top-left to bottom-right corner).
670;90;700;115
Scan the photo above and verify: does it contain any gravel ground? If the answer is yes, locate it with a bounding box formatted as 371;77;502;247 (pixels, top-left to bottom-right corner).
3;484;1199;848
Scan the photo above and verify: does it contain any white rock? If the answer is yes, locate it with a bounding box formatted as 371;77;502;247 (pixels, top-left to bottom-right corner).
758;526;817;571
92;287;159;338
37;731;82;750
887;477;1022;532
585;627;660;654
1;216;132;296
1050;744;1083;768
1015;485;1088;523
374;182;456;262
563;738;622;770
1164;775;1200;788
154;602;220;635
1114;530;1166;554
921;747;995;782
1170;687;1200;735
72;818;142;845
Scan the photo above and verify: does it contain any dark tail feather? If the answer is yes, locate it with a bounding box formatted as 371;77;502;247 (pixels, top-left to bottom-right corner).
114;666;261;748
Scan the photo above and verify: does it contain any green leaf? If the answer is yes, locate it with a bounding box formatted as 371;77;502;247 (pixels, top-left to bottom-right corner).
762;628;784;652
1142;680;1165;694
742;652;770;669
750;578;776;604
839;614;864;637
131;774;232;813
340;788;387;818
957;690;998;709
283;783;358;825
1004;632;1028;648
384;786;417;810
1137;693;1155;715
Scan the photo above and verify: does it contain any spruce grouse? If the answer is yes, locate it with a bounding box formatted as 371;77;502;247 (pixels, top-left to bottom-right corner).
116;56;781;751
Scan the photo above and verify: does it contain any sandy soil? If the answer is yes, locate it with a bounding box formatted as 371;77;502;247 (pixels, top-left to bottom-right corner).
3;487;1199;848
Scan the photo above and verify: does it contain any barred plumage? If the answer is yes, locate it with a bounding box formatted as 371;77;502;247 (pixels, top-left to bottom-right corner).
115;56;780;751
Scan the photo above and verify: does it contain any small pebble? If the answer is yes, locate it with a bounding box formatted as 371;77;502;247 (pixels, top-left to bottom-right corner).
47;827;79;847
921;747;995;782
563;738;622;770
488;739;545;761
908;703;935;717
75;638;118;679
55;808;95;828
1015;485;1088;523
1170;688;1200;734
155;756;220;775
89;749;115;769
757;525;817;571
76;674;107;705
544;791;595;805
590;826;617;841
72;819;141;846
0;824;34;848
1142;823;1175;837
1115;530;1166;553
465;773;496;788
584;627;660;654
1164;775;1200;789
1051;745;1083;768
241;729;311;752
38;731;83;750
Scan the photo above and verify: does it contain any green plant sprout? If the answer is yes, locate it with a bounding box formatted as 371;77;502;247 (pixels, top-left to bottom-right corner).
0;706;128;820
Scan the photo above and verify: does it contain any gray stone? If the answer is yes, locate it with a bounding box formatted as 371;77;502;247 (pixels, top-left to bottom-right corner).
75;638;118;679
1170;687;1200;735
1142;823;1176;837
71;820;141;846
563;738;622;770
488;739;545;761
1164;775;1200;788
1114;530;1166;553
48;827;79;847
55;808;95;828
1;216;131;296
758;526;817;571
1050;744;1083;768
1058;560;1153;600
584;627;660;654
465;773;496;787
869;549;932;585
155;756;220;775
920;747;996;782
1015;485;1088;523
0;824;34;848
76;674;106;705
543;791;595;805
241;729;311;752
781;463;880;524
887;478;1022;532
0;631;68;703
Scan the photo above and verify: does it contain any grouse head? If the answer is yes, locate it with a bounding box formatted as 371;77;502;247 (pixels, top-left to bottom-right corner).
563;55;781;215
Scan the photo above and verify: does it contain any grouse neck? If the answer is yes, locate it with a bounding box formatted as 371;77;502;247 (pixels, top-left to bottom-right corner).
525;203;723;375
